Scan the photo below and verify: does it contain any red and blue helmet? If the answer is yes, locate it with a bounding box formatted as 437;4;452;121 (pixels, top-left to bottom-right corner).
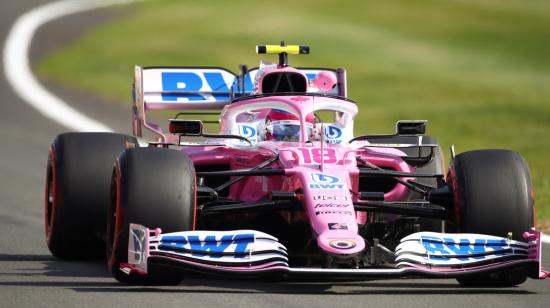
265;109;315;141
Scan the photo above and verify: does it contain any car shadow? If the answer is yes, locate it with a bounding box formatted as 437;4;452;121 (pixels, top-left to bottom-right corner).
0;254;536;295
0;254;55;262
0;253;112;280
71;277;535;295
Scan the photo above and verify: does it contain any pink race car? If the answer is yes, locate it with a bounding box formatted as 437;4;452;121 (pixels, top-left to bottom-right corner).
44;43;547;286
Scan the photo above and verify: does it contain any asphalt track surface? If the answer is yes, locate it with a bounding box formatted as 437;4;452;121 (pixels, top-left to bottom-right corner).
0;1;548;307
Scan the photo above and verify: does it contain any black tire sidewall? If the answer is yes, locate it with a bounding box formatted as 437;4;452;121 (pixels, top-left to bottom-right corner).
46;132;136;259
108;147;196;284
449;149;535;287
450;149;534;241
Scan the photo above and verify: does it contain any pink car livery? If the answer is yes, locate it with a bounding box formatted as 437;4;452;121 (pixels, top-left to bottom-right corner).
44;43;548;286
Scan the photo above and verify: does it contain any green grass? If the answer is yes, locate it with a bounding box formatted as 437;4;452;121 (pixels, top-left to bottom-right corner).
36;0;550;220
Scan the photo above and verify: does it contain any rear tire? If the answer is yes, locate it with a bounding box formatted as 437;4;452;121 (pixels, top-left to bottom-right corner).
45;133;136;259
107;147;196;285
448;149;534;287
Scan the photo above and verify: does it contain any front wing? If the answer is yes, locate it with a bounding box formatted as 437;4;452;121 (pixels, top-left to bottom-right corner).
121;224;549;280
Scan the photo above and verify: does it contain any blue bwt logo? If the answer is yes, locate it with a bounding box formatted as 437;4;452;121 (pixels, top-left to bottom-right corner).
239;125;256;138
311;173;340;184
309;173;345;189
420;236;510;261
160;233;255;259
160;71;330;102
161;71;245;102
324;125;342;139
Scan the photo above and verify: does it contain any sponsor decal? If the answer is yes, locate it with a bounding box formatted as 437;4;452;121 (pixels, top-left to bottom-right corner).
130;227;146;263
329;239;356;250
238;124;257;143
309;173;345;189
395;232;530;265
239;125;256;138
419;235;510;261
328;223;348;230
160;233;254;259
311;173;340;183
324;125;343;144
324;125;342;139
158;70;336;102
314;203;349;208
298;148;338;164
313;195;348;201
161;71;237;102
315;210;353;216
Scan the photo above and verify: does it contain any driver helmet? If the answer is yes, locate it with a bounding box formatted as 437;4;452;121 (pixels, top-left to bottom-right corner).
265;109;315;142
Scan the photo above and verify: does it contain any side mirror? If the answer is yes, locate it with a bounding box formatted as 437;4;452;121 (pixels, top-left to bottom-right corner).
396;120;427;135
169;119;203;135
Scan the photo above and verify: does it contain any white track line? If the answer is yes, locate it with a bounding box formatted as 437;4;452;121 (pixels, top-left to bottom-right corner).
3;0;138;132
4;0;550;245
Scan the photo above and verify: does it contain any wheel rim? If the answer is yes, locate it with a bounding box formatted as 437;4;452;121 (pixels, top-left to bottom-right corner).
44;150;56;243
107;164;122;269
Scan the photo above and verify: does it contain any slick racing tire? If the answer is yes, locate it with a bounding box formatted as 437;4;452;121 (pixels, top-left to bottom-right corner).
107;147;196;285
45;133;136;259
448;149;535;287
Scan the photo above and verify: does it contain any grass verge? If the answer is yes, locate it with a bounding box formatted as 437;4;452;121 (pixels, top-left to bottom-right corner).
36;0;550;223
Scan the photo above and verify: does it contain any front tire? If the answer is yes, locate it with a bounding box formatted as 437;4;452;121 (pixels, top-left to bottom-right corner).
45;132;136;259
448;149;534;287
107;147;196;284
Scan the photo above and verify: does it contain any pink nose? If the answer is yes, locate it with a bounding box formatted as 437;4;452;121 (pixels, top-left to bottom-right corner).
313;71;337;91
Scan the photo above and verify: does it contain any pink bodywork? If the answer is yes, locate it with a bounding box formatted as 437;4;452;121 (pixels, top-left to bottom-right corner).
179;95;412;257
125;64;548;281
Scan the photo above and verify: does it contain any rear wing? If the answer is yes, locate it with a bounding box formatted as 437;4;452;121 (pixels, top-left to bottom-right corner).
133;66;347;141
133;66;237;140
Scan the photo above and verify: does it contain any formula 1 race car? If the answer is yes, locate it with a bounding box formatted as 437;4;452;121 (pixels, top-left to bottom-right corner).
44;43;548;286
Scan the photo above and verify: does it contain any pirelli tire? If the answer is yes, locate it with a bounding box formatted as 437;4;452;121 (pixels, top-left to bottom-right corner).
448;149;535;287
45;132;136;259
107;147;196;285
